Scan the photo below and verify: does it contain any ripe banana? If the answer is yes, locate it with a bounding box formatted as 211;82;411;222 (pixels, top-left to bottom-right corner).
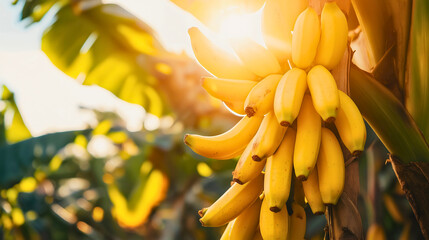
260;197;289;240
288;202;306;240
224;101;246;115
264;128;296;212
307;65;340;122
230;38;281;77
220;220;234;240
274;68;307;127
245;74;283;117
233;136;267;185
302;168;325;215
335;90;366;155
229;198;262;240
317;128;345;205
294;94;321;180
251;111;287;161
188;27;257;80
291;7;320;69
262;0;308;64
202;77;257;103
199;173;264;227
314;2;348;70
184;115;263;160
366;224;386;240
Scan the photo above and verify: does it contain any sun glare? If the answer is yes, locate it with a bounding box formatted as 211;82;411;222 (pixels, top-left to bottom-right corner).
218;10;264;45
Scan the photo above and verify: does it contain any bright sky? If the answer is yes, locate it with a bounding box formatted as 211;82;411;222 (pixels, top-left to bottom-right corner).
0;0;262;136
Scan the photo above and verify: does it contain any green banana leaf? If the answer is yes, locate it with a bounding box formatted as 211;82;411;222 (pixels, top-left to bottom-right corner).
41;3;166;116
0;130;85;189
349;64;429;163
405;0;429;140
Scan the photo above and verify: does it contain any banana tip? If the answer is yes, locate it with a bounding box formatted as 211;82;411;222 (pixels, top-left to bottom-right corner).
183;134;190;145
252;155;262;162
269;206;281;213
232;178;244;185
198;208;207;217
245;107;255;117
325;117;336;123
352;150;363;157
296;175;307;181
280;121;290;127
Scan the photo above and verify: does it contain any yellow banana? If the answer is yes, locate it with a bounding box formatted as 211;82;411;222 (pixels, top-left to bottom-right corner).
251;111;287;161
202;77;257;103
260;197;289;240
307;65;340;122
302;168;325;215
291;7;320;69
288;202;306;240
231;38;281;77
199;173;264;227
229;198;262;240
245;74;283;117
335;90;366;155
220;220;234;240
184;115;263;160
317;128;345;205
274;68;307;127
264;128;296;212
293;94;321;180
233;137;267;185
262;0;308;64
314;2;348;70
224;101;246;115
366;224;386;240
383;194;404;223
188;27;257;80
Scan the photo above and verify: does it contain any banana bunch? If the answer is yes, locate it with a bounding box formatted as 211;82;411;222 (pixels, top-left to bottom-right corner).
185;1;366;239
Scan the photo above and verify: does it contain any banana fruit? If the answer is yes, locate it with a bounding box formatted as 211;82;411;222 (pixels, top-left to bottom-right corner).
264;128;295;212
274;68;307;127
188;27;257;80
302;167;325;215
317;128;345;205
366;224;386;240
294;94;321;180
199;173;264;227
229;198;262;240
262;0;308;64
335;90;366;155
251;111;287;162
288;202;306;240
185;1;366;237
233;138;266;185
231;38;281;77
291;7;320;69
245;74;283;117
220;220;234;240
202;77;257;103
184;115;263;160
260;197;289;240
314;2;348;70
307;65;340;122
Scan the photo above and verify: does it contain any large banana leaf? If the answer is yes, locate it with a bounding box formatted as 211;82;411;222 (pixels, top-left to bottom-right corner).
405;0;429;140
349;64;429;163
0;130;84;189
41;3;166;116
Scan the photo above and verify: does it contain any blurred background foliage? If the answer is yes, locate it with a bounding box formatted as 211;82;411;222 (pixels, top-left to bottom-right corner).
0;0;427;239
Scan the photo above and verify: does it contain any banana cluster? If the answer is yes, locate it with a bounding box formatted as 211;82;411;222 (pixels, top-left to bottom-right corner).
185;1;366;239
